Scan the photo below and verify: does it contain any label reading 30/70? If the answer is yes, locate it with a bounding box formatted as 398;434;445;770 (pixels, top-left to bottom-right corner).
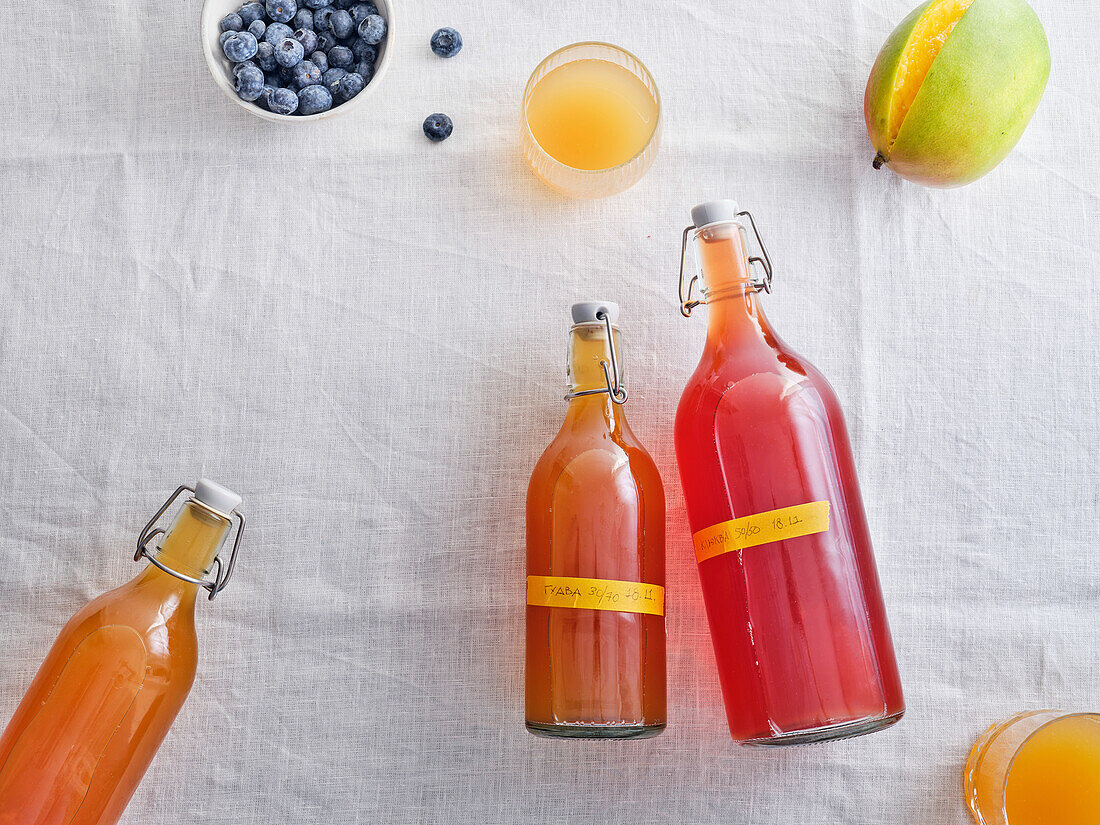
526;575;665;617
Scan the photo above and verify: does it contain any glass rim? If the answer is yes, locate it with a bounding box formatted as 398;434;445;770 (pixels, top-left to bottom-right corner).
999;711;1100;818
522;41;662;177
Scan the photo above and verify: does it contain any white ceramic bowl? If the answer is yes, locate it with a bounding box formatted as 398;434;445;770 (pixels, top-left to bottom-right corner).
201;0;394;122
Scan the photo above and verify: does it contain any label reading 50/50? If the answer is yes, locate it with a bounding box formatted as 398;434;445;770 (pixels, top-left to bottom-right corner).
526;575;665;617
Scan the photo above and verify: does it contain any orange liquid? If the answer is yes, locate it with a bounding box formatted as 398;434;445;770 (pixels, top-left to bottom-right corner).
525;324;666;735
1004;715;1100;824
0;502;228;825
525;58;658;171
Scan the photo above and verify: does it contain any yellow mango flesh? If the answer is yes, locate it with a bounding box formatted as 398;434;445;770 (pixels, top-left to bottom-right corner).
888;0;974;145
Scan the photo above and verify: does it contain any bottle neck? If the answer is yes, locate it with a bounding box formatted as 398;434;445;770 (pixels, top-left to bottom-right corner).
149;501;230;585
695;222;773;352
565;322;626;429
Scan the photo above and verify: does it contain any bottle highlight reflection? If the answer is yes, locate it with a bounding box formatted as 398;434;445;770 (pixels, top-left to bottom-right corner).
525;302;666;739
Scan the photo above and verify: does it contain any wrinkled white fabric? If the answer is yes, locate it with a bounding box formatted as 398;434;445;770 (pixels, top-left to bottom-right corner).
0;0;1096;822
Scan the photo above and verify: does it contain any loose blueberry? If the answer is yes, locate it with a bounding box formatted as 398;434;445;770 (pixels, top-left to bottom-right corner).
275;37;304;67
223;31;259;62
293;8;313;29
316;31;337;51
350;37;376;63
309;50;328;72
322;66;347;94
292;59;322;88
349;2;376;25
336;71;364;99
248;19;266;38
234;64;265;101
237;2;265;25
264;22;293;43
233;59;258;74
293;28;318;54
327;45;353;69
422;113;453;142
267;86;299;114
297;84;333;114
314;7;334;31
266;0;297;23
430;28;461;58
303;0;331;7
220;30;237;48
357;14;385;45
255;40;277;70
220;12;243;32
354;59;374;82
333;0;353;8
329;9;354;38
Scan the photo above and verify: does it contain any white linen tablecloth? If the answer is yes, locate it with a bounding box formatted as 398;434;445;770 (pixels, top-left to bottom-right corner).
0;0;1096;822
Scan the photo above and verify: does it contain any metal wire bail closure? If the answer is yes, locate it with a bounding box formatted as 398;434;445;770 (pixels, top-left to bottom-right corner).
678;209;775;317
134;485;246;601
564;310;628;406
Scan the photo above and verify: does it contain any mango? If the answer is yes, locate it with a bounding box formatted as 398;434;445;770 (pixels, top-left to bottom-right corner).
864;0;1050;187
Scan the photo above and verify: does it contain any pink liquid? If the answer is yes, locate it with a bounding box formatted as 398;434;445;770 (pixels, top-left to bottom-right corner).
674;223;904;743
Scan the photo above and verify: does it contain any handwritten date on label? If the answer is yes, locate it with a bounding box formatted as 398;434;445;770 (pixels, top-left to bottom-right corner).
526;576;665;616
693;500;831;563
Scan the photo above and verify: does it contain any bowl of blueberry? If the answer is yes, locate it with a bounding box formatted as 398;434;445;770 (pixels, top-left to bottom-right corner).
202;0;392;121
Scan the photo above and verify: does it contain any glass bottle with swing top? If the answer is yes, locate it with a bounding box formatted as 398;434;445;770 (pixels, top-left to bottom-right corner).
0;479;247;824
525;302;666;739
674;201;905;745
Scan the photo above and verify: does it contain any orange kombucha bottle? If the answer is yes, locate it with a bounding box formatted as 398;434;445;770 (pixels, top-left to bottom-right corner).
525;302;666;739
0;479;246;825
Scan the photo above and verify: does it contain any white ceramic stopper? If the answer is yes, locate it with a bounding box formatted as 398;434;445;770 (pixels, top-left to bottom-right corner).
193;478;242;516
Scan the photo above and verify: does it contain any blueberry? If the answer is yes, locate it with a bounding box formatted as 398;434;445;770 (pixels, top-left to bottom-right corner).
292;59;322;88
265;70;284;87
333;0;353;8
349;2;376;25
223;31;259;61
350;37;376;63
267;86;299;114
309;50;328;72
247;19;266;38
219;30;237;47
357;14;385;44
220;12;243;32
263;22;293;43
294;29;318;55
275;37;304;67
255;40;277;70
266;0;297;23
336;71;364;100
422;113;452;142
303;0;331;7
293;8;313;28
237;2;265;25
232;59;258;74
314;7;334;30
322;66;347;93
327;44;353;69
329;9;353;38
430;28;461;58
354;59;374;82
234;64;264;101
297;84;332;114
316;30;336;51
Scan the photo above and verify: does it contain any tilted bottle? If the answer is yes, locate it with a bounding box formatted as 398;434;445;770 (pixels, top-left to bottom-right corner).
526;302;666;739
674;201;904;745
0;479;247;824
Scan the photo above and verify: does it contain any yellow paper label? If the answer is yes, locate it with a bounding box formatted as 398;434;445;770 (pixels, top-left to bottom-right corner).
693;500;831;563
526;575;665;616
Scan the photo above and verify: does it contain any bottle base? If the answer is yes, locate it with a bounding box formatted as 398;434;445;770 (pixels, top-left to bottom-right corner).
525;720;666;740
739;709;905;747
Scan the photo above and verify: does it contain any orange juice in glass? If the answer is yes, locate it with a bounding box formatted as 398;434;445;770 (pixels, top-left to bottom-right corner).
965;710;1100;825
522;42;660;198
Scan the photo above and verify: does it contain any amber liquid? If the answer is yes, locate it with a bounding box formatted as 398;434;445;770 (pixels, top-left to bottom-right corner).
0;502;229;825
525;324;666;738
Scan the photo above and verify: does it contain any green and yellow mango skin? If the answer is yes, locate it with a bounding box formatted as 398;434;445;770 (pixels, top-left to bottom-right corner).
865;0;1050;188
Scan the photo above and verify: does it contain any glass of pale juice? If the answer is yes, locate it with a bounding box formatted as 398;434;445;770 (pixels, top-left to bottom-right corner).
522;42;660;198
965;710;1100;825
